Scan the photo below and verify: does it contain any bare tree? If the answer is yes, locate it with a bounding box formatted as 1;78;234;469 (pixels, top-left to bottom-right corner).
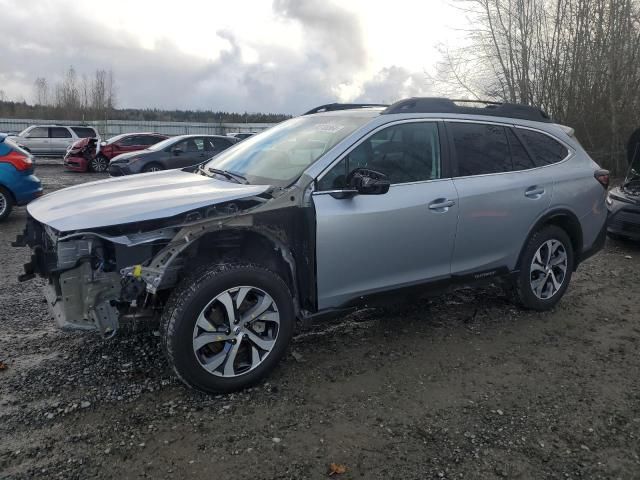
33;77;49;106
437;0;640;174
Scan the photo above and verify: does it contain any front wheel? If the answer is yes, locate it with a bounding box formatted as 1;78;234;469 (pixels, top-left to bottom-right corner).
162;263;295;393
0;187;13;222
513;225;574;311
89;154;109;173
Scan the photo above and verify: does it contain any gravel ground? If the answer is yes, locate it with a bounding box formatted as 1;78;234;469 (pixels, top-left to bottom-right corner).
1;162;640;479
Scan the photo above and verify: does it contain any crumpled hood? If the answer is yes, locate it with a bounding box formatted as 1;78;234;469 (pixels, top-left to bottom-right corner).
28;169;271;232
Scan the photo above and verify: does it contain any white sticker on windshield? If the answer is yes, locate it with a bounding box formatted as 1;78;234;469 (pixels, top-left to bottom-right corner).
314;123;345;134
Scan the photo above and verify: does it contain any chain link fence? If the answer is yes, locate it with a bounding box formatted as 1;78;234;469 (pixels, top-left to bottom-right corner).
0;118;276;138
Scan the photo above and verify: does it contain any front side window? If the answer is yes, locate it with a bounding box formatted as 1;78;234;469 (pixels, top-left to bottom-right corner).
518;129;569;166
450;122;511;176
25;127;48;138
50;127;71;138
317;122;441;190
204;114;372;187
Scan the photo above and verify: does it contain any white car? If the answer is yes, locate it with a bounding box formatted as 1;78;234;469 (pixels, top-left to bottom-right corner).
9;125;100;157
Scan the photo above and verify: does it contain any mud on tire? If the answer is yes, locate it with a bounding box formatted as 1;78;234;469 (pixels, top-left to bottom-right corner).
161;262;295;393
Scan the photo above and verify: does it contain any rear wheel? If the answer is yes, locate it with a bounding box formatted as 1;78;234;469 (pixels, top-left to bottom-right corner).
142;163;164;173
0;187;13;222
89;154;109;173
162;263;294;393
513;225;573;311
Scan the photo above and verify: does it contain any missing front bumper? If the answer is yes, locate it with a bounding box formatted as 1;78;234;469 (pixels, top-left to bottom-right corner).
43;262;122;336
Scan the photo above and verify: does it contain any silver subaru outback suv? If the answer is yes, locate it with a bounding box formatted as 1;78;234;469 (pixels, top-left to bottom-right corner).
15;98;609;393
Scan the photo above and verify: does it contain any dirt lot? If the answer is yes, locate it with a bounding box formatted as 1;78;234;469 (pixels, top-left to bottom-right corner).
1;162;640;480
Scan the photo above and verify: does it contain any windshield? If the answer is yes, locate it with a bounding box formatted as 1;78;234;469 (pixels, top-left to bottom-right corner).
204;115;372;186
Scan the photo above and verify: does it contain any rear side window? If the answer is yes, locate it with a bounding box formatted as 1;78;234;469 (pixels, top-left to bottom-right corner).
141;136;163;146
71;127;97;138
50;127;71;138
450;123;511;176
518;129;568;166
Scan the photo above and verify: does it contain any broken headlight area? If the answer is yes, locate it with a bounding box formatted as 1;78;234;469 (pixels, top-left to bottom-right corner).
14;217;172;338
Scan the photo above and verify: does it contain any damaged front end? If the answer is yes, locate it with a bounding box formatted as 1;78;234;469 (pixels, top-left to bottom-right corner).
14;218;169;337
12;189;292;338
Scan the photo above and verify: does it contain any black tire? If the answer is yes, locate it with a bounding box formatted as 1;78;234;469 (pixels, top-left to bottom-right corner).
89;154;109;173
513;225;574;311
142;163;164;173
162;263;295;393
0;186;14;222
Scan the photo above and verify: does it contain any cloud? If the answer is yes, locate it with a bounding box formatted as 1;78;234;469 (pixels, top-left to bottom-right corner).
0;0;431;114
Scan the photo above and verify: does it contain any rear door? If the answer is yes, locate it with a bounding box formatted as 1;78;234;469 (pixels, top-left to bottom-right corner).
313;120;459;309
447;121;562;275
49;127;73;155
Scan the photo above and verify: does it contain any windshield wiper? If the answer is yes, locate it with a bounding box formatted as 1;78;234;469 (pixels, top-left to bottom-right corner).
205;167;248;184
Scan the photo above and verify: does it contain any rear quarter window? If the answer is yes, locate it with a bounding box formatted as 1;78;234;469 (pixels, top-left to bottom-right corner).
518;129;569;166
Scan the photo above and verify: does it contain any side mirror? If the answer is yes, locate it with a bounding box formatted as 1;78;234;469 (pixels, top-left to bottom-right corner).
100;141;107;147
348;168;390;195
173;148;183;156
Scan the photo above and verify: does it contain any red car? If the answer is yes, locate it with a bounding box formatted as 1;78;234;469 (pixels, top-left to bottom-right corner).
64;132;169;172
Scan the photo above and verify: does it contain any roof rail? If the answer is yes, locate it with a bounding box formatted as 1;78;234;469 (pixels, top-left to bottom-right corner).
382;97;551;123
303;103;389;115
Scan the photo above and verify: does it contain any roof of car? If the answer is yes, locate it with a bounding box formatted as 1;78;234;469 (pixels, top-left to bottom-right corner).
303;97;552;123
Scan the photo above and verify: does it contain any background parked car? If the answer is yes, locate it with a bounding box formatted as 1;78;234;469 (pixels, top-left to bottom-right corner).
108;134;238;176
9;125;99;157
0;134;42;221
227;132;255;141
607;128;640;241
64;132;169;173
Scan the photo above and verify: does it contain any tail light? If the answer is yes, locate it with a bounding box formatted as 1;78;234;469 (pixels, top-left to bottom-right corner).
0;150;33;171
594;169;609;189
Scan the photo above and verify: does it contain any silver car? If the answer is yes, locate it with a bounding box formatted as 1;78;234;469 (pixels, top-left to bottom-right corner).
15;98;608;393
10;125;99;156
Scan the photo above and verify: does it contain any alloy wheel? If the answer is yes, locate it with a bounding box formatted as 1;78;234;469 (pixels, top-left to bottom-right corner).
192;286;280;378
91;156;108;173
529;239;568;300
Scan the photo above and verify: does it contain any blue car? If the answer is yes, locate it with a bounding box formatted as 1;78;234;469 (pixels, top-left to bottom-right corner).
0;133;42;221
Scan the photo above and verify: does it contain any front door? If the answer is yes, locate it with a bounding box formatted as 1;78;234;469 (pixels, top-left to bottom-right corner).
313;121;459;309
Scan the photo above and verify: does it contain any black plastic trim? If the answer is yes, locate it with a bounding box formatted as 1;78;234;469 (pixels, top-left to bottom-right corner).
303;103;389;115
382;97;552;123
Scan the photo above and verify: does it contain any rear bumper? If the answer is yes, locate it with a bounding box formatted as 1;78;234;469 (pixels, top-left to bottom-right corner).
0;164;43;205
578;217;607;265
63;154;89;172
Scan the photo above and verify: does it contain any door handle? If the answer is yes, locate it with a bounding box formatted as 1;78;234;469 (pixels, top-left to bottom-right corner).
428;198;455;211
525;186;545;199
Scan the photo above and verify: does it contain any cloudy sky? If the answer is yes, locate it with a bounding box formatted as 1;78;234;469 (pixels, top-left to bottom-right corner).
0;0;469;114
